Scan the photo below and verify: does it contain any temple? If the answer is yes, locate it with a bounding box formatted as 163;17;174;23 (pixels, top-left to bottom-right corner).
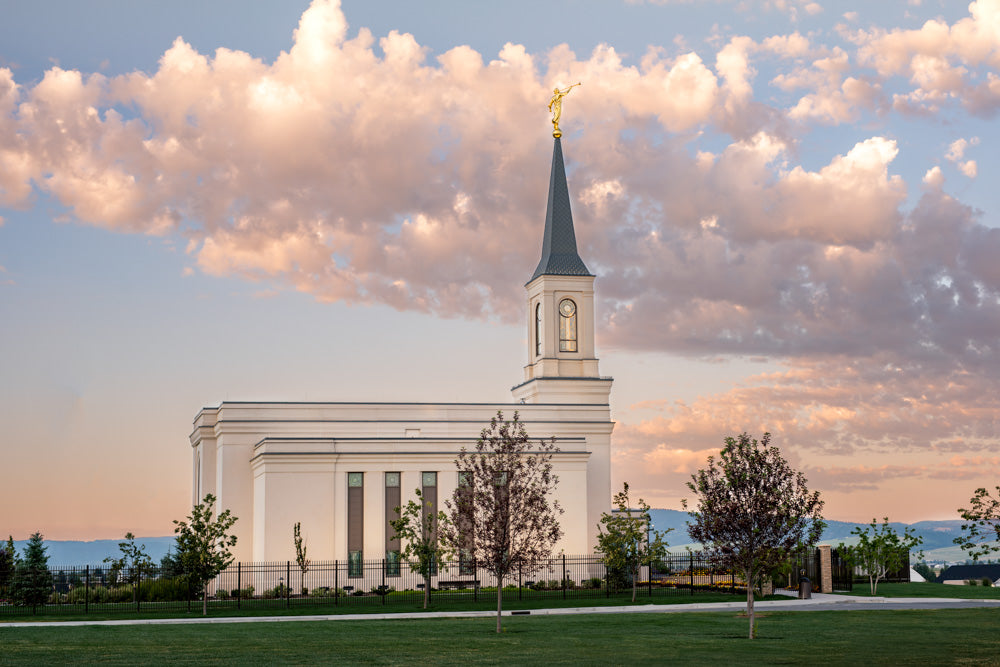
190;135;614;563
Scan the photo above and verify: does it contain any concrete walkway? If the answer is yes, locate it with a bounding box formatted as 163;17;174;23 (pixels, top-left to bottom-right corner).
3;592;999;628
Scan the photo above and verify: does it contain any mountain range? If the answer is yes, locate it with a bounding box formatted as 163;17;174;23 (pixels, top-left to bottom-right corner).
4;513;976;567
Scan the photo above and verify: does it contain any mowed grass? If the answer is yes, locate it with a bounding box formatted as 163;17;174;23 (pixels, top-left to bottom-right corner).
0;589;775;623
2;609;999;665
839;582;1000;599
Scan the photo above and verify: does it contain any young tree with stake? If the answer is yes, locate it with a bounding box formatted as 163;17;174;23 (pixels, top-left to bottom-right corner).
104;532;154;604
389;488;453;609
173;494;238;616
596;482;671;602
839;518;922;595
684;432;824;639
444;411;563;633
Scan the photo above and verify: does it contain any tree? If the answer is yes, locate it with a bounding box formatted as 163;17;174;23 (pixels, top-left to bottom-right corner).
10;532;53;612
173;494;238;615
840;518;923;595
954;486;1000;562
683;432;824;640
596;482;671;602
913;561;935;582
390;488;454;609
444;411;563;633
293;522;310;595
103;532;153;604
0;535;15;597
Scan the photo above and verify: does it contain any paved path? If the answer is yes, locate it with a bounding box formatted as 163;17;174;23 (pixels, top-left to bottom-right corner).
3;593;999;628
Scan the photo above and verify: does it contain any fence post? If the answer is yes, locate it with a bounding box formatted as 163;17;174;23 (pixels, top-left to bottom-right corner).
286;561;291;608
518;563;522;601
382;559;386;606
562;554;567;600
690;553;694;596
474;559;478;602
648;561;652;598
85;564;89;614
605;559;610;598
135;566;140;613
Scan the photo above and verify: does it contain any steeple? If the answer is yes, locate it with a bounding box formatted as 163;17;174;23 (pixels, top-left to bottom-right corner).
513;134;612;406
528;137;592;283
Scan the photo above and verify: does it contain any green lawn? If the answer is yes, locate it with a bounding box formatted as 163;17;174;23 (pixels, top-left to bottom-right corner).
839;582;1000;599
2;609;999;665
0;589;775;623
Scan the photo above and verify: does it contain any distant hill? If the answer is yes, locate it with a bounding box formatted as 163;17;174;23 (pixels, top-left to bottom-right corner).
2;515;978;567
7;537;176;568
649;509;968;558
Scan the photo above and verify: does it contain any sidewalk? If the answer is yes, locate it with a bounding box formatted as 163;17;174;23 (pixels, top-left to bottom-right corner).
3;592;998;628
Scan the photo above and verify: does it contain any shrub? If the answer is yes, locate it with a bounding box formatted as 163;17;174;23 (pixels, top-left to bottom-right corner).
966;579;979;586
982;578;993;587
232;586;255;598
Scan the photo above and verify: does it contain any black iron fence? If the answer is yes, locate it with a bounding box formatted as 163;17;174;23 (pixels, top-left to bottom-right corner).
0;553;754;617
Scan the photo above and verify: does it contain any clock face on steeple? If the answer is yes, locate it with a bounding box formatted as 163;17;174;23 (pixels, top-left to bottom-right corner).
560;300;576;317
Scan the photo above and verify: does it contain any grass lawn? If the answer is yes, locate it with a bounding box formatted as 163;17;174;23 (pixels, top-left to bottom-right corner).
0;589;779;623
839;582;1000;599
2;608;999;665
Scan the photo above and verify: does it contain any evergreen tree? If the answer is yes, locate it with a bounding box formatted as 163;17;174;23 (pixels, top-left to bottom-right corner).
0;535;15;596
11;532;54;612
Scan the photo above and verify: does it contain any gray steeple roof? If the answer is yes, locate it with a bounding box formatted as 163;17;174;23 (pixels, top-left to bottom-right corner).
528;137;592;283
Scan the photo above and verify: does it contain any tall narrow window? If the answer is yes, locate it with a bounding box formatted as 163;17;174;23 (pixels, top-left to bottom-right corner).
457;471;474;575
421;472;438;575
348;472;364;577
535;302;542;356
559;298;578;352
385;472;401;577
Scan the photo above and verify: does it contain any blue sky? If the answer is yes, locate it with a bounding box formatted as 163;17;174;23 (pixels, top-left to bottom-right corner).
2;0;999;539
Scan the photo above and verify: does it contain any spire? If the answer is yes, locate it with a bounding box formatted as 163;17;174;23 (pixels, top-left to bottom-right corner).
528;137;592;283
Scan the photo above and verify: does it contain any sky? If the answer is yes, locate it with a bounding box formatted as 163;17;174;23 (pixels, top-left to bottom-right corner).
2;0;999;540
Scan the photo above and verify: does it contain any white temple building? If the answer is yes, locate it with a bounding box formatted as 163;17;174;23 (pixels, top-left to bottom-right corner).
190;135;614;564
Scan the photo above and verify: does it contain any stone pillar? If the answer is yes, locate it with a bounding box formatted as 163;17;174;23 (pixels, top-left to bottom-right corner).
818;545;833;593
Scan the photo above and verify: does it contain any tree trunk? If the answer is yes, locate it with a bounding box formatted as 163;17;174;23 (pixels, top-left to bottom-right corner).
745;567;755;639
496;574;503;634
631;566;637;603
869;575;876;596
203;582;208;616
424;574;430;609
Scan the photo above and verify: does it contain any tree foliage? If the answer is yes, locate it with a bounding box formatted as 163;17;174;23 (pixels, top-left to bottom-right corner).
444;411;563;633
390;488;453;609
173;494;238;615
839;518;923;595
683;432;824;639
103;532;154;603
596;482;671;602
10;532;53;610
954;486;1000;562
0;535;15;595
293;522;310;595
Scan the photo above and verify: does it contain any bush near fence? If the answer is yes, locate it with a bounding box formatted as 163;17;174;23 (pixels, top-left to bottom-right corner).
1;553;768;618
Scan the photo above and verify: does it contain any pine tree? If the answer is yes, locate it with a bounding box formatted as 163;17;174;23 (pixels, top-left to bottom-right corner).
11;532;54;612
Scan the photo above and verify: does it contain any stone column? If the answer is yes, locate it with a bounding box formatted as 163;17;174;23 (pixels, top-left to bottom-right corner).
818;545;833;593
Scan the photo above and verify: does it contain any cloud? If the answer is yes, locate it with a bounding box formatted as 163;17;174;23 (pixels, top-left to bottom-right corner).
852;0;1000;116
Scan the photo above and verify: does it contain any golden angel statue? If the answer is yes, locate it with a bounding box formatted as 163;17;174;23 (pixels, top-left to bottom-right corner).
548;83;581;137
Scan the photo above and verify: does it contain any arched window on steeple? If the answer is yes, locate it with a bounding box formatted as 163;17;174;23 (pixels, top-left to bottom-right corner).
535;302;542;356
559;299;577;352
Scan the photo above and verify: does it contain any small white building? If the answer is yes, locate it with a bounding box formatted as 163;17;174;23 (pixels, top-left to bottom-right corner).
191;136;615;563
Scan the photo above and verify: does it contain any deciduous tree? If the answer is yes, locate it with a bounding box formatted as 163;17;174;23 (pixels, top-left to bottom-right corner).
839;518;922;595
444;411;563;633
596;482;670;602
103;532;154;604
683;432;824;639
954;486;1000;562
389;488;453;609
173;494;238;616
